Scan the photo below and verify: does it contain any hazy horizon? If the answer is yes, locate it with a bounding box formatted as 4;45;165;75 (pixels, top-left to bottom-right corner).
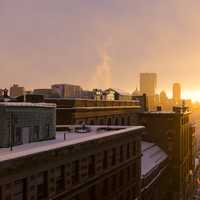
1;1;200;100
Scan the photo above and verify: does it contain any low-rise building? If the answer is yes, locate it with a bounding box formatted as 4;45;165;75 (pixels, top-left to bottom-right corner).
0;125;144;200
45;98;142;126
0;102;56;148
10;84;25;97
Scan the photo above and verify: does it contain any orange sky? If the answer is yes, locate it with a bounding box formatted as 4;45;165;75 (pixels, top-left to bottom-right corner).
1;1;200;100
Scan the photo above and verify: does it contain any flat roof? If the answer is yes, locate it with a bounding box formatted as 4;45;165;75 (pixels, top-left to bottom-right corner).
0;126;144;163
0;102;56;108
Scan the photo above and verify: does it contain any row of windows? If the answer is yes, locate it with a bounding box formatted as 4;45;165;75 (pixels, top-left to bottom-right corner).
70;164;138;200
77;115;134;126
71;142;137;185
0;141;138;200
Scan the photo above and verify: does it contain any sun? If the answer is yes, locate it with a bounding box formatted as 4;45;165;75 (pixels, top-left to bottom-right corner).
182;91;200;102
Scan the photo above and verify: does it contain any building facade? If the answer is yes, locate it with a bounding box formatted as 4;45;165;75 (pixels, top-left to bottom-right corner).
138;106;194;200
173;83;181;105
45;98;142;127
0;102;56;148
10;84;25;97
139;73;157;110
0;125;144;200
51;84;83;98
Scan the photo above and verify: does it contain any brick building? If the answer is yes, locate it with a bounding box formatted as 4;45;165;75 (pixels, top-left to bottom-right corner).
0;125;144;200
45;98;143;127
138;106;194;200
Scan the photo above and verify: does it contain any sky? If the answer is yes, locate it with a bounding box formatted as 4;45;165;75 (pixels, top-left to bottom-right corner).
1;0;200;100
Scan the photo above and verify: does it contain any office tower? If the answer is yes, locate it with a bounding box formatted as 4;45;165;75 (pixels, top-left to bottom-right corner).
140;73;157;96
173;83;181;105
140;73;157;110
10;84;25;97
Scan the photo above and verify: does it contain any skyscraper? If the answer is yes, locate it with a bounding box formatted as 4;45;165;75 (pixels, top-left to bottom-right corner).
173;83;181;105
140;73;157;110
140;73;157;96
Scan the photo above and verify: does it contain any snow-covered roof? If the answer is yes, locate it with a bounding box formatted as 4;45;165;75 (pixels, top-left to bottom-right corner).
0;126;144;163
141;141;168;178
0;102;56;108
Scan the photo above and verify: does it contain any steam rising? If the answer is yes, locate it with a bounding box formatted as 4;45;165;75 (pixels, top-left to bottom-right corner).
92;50;112;89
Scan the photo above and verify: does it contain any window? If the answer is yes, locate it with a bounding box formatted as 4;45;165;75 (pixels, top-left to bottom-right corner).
120;145;124;162
33;126;39;141
88;185;96;200
107;118;112;126
72;160;80;185
102;179;108;196
112;148;116;166
111;175;117;191
126;166;130;183
132;141;137;156
56;165;65;194
15;127;22;145
46;124;50;137
121;118;125;125
88;155;95;176
13;179;27;200
127;144;130;159
119;170;124;187
37;172;48;199
115;118;119;125
103;151;108;170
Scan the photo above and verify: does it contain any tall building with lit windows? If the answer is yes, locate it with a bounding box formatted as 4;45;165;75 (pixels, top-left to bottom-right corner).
173;83;181;105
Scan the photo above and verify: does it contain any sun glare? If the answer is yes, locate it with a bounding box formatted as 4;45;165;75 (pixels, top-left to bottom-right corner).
182;91;200;102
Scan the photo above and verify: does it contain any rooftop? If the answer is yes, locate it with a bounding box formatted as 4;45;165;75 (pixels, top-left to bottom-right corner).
0;126;144;163
0;102;56;108
141;141;168;178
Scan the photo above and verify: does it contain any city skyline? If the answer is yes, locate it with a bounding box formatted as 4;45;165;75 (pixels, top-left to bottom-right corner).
1;1;200;101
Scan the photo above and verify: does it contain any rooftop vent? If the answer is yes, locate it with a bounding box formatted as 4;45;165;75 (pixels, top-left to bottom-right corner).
75;123;91;133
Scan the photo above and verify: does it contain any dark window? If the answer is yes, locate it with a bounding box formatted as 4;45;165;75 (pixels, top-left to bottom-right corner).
112;148;116;166
46;124;50;137
111;174;117;191
37;172;48;199
13;179;27;200
107;118;112;125
102;179;108;196
115;118;119;125
15;127;22;145
127;166;130;183
56;165;65;194
120;145;124;162
127;143;130;159
119;170;124;187
132;163;137;179
33;126;39;141
103;151;108;170
121;118;125;125
127;116;130;125
88;185;96;200
72;160;80;185
88;155;95;176
132;141;137;156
